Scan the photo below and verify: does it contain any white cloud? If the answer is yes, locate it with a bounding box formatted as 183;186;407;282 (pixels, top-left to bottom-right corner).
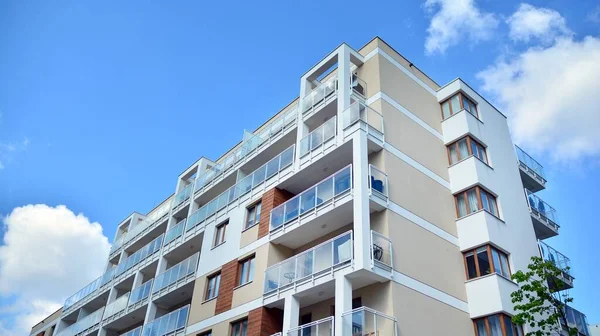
507;3;572;44
477;36;600;162
588;5;600;24
424;0;499;55
0;137;29;171
0;204;110;336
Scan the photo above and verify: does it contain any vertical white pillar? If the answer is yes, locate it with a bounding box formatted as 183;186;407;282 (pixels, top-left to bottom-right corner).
282;295;300;334
337;46;351;145
295;77;309;172
352;130;371;270
334;275;352;336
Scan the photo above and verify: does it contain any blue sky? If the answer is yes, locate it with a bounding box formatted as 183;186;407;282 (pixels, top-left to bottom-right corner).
1;0;599;334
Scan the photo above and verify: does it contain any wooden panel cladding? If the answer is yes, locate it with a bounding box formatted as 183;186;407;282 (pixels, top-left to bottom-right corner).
248;307;284;336
258;188;294;238
214;259;238;314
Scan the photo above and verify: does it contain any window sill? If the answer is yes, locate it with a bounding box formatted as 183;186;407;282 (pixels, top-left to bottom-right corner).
442;108;483;124
233;280;253;291
211;241;226;250
465;273;517;286
456;209;504;223
241;223;258;233
448;155;493;170
201;296;218;304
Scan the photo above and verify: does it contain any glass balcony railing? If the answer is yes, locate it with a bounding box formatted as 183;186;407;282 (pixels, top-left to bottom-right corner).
351;75;367;98
525;189;559;226
164;219;186;246
371;231;393;269
129;279;153;307
63;267;115;310
141;305;190;336
270;165;352;232
194;106;297;194
342;307;398;336
287;316;334;336
539;241;572;276
563;305;590;335
103;292;130;320
302;77;337;113
56;307;104;336
369;164;388;199
115;235;163;278
342;101;384;137
110;234;127;254
299;116;336;158
172;184;193;209
111;201;171;255
152;253;199;295
270;333;283;336
516;145;546;182
120;326;142;336
264;231;353;294
186;145;295;233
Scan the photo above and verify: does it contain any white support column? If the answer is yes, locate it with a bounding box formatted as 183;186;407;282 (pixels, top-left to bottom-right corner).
282;295;300;335
144;255;168;323
337;45;351;144
352;129;371;270
294;75;310;172
334;275;352;336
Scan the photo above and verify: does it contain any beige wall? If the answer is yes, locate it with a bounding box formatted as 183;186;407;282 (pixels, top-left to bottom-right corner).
387;211;467;301
188;274;218;325
371;98;449;180
240;224;258;248
392;282;474;336
383;153;457;236
232;245;269;308
187;312;248;336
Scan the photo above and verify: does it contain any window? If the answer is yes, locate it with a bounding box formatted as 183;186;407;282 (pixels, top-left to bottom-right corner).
464;245;511;280
455;186;499;218
199;332;212;336
474;314;523;336
441;92;479;119
213;221;228;247
231;318;248;336
205;272;221;300
245;202;261;230
237;256;255;286
447;136;488;165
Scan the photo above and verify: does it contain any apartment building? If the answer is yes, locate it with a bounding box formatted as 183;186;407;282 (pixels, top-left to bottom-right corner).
29;37;591;336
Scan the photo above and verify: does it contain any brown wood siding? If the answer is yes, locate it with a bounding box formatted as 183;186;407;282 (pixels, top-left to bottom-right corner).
248;307;284;336
214;259;238;314
258;188;294;238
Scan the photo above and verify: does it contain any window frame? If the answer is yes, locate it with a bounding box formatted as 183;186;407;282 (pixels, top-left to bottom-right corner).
237;256;255;287
473;313;523;336
205;272;221;301
455;186;499;219
464;245;511;280
230;318;248;336
244;202;262;230
447;135;488;166
440;92;479;120
213;220;228;247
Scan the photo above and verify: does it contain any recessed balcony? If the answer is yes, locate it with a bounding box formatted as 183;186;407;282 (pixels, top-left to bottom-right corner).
56;307;104;336
298;116;338;169
538;240;573;292
342;306;398;336
302;76;337;122
525;189;559;239
101;280;152;329
151;253;198;305
516;145;546;192
264;231;353;298
114;234;163;284
287;316;334;336
171;183;193;216
269;165;354;248
141;305;189;336
342;101;384;151
62;267;114;315
119;326;142;336
193;106;297;200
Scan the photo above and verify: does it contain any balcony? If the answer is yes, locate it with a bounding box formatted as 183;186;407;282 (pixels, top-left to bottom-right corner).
110;201;171;258
152;253;199;303
539;241;573;292
128;279;153;310
525;189;559;239
516;146;546;192
101;280;153;331
163;219;186;250
287;316;334;336
342;307;398;336
114;234;163;284
562;305;590;335
102;292;130;322
56;307;104;336
120;327;142;336
368;165;388;211
63;267;114;314
269;165;353;248
342;101;384;150
370;231;393;275
302;76;337;120
185;145;295;235
264;231;353;297
299;116;337;169
193;106;297;198
141;305;190;336
172;184;193;213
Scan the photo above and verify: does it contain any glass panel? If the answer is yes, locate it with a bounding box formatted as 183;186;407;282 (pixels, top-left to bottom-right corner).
295;251;313;279
465;252;477;279
476;320;488;336
270;206;284;230
503;316;515;336
314;242;333;273
477;247;491;276
489;315;503;336
449;145;458;164
279;259;296;285
280;146;294;168
458;138;469;160
442;101;451;119
492;248;502;276
252;165;266;188
310;128;322;151
334;234;352;264
450;95;461;114
334;167;351;195
500;253;511;277
264;267;280;292
300;188;316;215
300;136;310;157
316;177;334;205
457;195;467;217
284;197;299;223
467;189;479;213
265;157;279;180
